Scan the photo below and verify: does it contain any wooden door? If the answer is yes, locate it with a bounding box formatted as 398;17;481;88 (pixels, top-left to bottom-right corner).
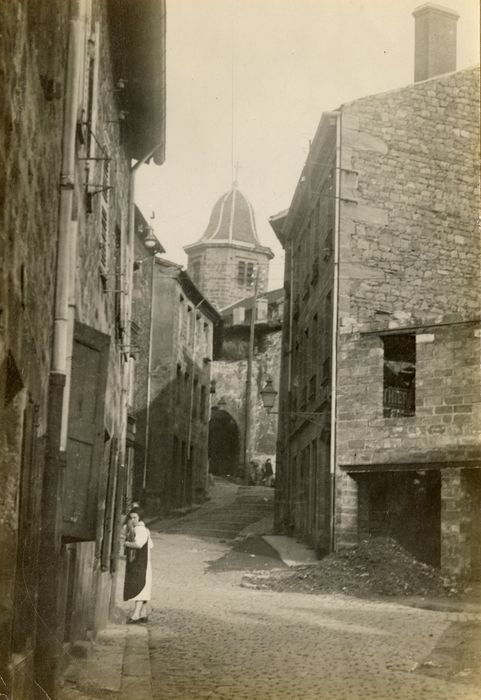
63;323;110;541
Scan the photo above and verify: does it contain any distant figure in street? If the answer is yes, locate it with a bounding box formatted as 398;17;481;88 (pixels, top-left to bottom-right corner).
123;509;153;624
262;458;274;487
249;461;258;485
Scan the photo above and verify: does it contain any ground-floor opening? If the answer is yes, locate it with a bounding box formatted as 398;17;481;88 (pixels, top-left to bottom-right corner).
354;469;441;567
208;408;241;477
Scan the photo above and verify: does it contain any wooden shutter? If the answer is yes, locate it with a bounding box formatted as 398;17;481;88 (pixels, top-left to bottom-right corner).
63;323;110;540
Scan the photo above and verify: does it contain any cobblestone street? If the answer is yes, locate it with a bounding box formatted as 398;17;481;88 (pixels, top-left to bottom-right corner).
145;485;481;700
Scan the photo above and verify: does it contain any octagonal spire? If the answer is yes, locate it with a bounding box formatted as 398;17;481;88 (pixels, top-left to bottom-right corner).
199;184;260;245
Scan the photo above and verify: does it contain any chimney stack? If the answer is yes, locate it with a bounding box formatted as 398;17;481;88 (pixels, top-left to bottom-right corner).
412;3;459;82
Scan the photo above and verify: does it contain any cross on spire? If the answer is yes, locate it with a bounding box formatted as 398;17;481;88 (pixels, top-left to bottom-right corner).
233;161;240;188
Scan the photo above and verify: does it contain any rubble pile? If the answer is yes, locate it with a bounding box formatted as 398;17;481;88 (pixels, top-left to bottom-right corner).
243;537;457;598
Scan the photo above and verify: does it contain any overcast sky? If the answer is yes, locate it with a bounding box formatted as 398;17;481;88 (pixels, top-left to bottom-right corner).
136;0;479;290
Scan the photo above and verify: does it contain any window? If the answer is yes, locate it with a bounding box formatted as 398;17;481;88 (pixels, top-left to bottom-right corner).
176;364;182;402
191;259;201;285
192;377;199;418
99;138;111;280
311;314;318;363
322;358;330;386
114;226;122;338
237;260;255;287
383;335;415;417
325;290;332;320
300;384;308;409
200;385;207;421
186;306;192;343
173;435;179;468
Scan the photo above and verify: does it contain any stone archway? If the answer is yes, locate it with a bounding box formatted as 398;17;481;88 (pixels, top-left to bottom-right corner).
208;408;241;477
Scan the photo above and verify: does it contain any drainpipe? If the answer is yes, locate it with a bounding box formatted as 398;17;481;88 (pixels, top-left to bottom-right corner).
37;16;82;699
329;110;341;552
60;220;78;450
53;19;81;377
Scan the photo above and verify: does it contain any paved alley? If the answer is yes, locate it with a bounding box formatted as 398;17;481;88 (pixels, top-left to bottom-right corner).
142;481;481;700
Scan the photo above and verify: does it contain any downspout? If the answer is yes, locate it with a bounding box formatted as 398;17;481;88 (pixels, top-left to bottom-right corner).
37;16;82;698
60;220;78;450
53;19;82;377
329;110;342;551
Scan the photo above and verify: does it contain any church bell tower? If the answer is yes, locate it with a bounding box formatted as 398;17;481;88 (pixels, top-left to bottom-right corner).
184;184;273;310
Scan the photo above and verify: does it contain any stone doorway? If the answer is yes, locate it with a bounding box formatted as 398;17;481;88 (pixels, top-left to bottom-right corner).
208;408;241;477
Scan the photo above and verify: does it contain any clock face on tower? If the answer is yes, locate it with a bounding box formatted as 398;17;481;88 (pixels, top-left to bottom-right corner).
183;185;273;311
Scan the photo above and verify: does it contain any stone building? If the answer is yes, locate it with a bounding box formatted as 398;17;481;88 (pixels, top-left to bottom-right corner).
184;183;274;310
127;207;166;507
132;256;220;514
210;289;284;481
0;1;166;697
182;182;281;482
270;4;480;578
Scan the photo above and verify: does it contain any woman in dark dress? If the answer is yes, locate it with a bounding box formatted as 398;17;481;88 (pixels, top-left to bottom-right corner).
123;509;153;623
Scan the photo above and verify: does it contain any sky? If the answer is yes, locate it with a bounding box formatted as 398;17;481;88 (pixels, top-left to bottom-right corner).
136;0;479;290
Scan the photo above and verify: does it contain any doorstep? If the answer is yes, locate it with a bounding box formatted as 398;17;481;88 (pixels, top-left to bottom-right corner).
59;623;153;700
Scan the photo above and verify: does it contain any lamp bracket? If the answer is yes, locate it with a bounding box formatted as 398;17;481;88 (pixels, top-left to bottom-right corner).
87;185;114;197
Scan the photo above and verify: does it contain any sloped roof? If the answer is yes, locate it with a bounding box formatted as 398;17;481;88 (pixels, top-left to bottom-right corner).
221;287;284;315
198;185;260;245
108;0;166;165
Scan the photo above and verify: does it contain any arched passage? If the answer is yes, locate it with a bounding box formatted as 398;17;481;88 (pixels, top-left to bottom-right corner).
208;408;241;477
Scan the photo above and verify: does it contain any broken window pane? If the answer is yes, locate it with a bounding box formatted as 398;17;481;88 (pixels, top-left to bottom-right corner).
382;334;415;417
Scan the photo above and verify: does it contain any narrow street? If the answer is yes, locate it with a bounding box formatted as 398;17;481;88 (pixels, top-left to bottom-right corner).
140;479;480;700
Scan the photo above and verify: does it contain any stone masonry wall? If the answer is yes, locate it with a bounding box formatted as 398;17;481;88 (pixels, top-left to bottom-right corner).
189;244;270;311
337;67;480;469
211;327;281;475
145;267;213;512
338;67;480;330
0;0;68;690
74;0;131;438
335;68;480;565
337;325;481;467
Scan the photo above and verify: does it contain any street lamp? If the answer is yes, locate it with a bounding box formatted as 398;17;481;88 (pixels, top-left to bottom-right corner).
259;378;324;425
259;378;277;411
139;223;160;249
